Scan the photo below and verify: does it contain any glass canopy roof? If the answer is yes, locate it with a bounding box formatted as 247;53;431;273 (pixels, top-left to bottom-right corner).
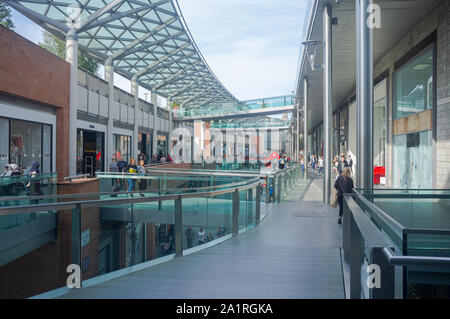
7;0;238;109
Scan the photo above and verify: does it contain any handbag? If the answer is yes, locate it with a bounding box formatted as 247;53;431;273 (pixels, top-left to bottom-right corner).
330;187;338;208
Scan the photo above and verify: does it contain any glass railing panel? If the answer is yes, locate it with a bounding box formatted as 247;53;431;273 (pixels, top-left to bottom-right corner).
238;189;248;231
247;188;257;230
0;205;78;298
182;196;209;248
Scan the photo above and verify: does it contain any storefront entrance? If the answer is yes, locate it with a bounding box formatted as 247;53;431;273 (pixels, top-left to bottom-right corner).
77;129;105;176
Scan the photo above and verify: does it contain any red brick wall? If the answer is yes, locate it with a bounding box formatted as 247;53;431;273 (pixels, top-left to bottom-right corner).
0;26;70;180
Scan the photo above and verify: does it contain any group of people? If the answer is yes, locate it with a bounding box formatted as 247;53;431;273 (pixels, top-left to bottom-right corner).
332;154;353;176
0;161;44;196
150;150;173;164
185;226;226;248
109;157;147;193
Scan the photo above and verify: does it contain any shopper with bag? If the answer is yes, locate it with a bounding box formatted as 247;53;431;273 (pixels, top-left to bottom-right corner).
333;167;354;225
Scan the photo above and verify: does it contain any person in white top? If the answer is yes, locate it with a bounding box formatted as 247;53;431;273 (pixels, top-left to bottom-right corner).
317;156;324;175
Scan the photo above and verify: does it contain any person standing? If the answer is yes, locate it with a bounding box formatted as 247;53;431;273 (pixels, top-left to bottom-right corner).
197;227;207;246
334;167;354;224
124;158;138;192
137;159;147;196
317;156;324;175
347;155;353;175
338;155;347;175
117;156;128;191
186;226;194;248
109;157;119;188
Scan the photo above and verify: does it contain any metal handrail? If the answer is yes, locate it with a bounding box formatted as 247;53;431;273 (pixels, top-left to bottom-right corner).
0;176;260;202
64;174;90;182
352;190;405;234
0;180;262;216
382;247;450;267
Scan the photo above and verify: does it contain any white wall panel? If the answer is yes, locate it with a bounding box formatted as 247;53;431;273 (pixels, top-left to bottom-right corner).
127;106;134;124
112;100;120;120
120;103;127;122
77;85;88;112
99;95;108;117
88;91;99;115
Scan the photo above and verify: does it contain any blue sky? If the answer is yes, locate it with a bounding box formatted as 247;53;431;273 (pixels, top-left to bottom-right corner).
10;0;308;101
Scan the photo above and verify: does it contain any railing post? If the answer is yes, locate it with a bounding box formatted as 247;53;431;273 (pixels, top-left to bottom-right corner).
276;175;281;203
175;196;183;257
72;203;82;287
158;178;162;210
370;247;395;299
255;184;261;224
232;188;239;236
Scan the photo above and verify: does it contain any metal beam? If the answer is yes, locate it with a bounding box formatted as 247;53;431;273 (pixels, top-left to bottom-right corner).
77;0;172;33
132;43;190;81
153;61;201;90
108;17;177;62
77;0;125;33
6;0;70;33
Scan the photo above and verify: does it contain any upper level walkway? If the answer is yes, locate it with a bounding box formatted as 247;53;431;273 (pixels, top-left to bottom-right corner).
58;177;346;299
173;95;295;122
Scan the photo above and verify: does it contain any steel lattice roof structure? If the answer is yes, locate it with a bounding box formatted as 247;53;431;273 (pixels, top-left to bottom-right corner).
7;0;238;109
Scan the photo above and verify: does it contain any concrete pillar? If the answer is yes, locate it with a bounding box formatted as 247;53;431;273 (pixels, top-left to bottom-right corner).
356;0;374;190
151;91;158;156
131;80;139;160
66;32;78;177
303;78;308;180
323;4;332;204
105;60;114;167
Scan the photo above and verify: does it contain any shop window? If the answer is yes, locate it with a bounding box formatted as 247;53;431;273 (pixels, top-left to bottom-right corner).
394;47;433;119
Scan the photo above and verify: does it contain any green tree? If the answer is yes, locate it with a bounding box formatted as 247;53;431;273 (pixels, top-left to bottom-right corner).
0;2;15;29
39;31;99;75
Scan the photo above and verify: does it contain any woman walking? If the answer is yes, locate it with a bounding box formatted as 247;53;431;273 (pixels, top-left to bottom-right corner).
124;158;138;192
334;167;354;225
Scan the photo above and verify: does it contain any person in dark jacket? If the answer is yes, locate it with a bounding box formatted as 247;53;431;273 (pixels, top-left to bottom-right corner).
27;161;44;196
334;167;354;224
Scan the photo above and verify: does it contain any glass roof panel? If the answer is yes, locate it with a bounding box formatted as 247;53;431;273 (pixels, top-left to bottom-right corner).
13;0;238;112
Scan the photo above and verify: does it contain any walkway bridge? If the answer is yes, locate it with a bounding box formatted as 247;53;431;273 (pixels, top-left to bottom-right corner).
173;95;295;122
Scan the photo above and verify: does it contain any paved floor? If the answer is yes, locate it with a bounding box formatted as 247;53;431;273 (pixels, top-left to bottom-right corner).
61;176;345;299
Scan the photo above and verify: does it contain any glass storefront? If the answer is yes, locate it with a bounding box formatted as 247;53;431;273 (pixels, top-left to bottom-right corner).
157;134;168;156
393;131;432;189
76;129;105;176
0;117;52;174
113;134;132;162
374;79;387;168
138;132;152;164
393;46;434;189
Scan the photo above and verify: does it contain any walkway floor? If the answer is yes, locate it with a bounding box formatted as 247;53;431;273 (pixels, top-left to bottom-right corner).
61;177;346;299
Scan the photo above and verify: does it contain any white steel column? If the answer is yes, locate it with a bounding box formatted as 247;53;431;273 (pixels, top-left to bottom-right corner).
167;98;173;156
131;80;139;160
152;91;158;156
357;0;374;190
105;60;114;167
296;107;300;161
303;78;308;180
66;32;78;177
323;4;332;204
